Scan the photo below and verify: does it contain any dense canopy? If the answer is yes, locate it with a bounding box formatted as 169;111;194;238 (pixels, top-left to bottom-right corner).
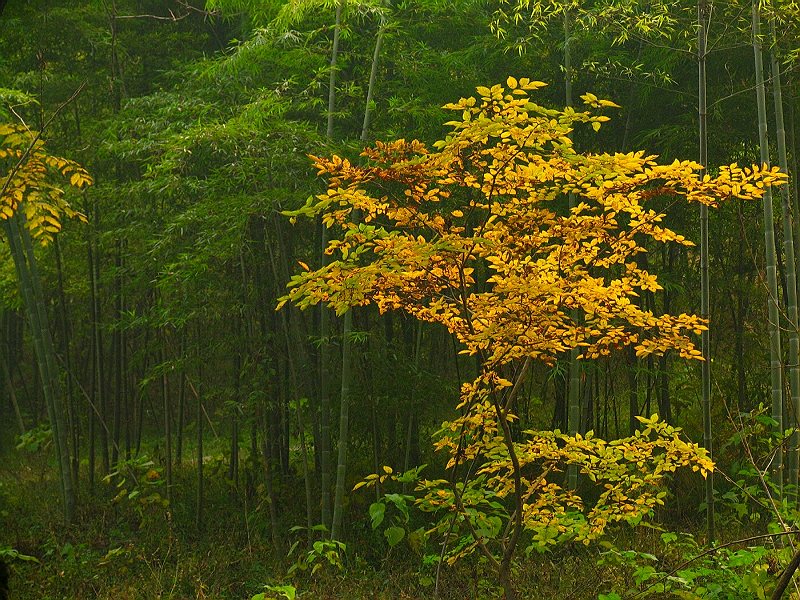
0;1;800;599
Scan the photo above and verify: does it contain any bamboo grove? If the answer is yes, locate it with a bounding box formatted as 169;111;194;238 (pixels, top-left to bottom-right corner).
3;0;800;598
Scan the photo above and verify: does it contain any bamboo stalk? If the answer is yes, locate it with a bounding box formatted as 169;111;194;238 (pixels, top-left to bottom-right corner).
698;0;715;541
768;14;800;496
752;0;785;494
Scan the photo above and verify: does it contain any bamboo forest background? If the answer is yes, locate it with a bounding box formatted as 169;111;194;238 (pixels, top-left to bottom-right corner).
2;0;800;598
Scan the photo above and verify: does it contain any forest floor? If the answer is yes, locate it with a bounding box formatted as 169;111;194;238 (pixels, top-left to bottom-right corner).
0;436;725;600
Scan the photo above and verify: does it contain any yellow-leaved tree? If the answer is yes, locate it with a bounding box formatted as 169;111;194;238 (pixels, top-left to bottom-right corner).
281;79;785;599
0;123;91;523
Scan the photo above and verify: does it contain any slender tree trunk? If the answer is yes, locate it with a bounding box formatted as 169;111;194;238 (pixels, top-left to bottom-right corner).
371;398;381;501
790;100;800;298
733;284;750;410
658;246;674;424
161;345;174;508
134;330;150;457
326;0;345;139
402;321;422;494
89;199;109;476
21;213;75;518
294;390;314;536
771;540;800;599
768;15;800;495
195;377;204;531
1;313;25;435
752;0;785;494
111;243;122;469
698;0;715;540
279;358;290;475
230;398;240;487
4;214;75;522
564;8;581;491
581;367;593;434
551;368;566;431
1;354;24;435
260;408;282;551
87;242;97;489
270;222;315;536
318;223;333;529
54;238;79;489
627;345;638;434
330;309;353;541
175;329;186;464
319;0;346;530
361;9;385;142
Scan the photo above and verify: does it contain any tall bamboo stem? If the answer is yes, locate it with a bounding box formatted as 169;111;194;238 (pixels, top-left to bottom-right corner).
331;308;353;541
768;15;800;495
698;0;715;541
3;214;75;522
564;8;581;491
752;0;785;494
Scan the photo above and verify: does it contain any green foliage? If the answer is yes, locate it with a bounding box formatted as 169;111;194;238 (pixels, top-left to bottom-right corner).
285;77;789;595
2;0;800;598
358;418;712;570
270;0;386;33
207;0;285;26
287;537;347;577
714;403;800;527
252;583;298;600
598;531;778;598
102;455;168;524
0;89;36;121
14;423;52;453
0;544;39;564
363;467;421;549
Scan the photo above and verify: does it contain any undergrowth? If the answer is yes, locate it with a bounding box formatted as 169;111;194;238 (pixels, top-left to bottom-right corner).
0;433;792;600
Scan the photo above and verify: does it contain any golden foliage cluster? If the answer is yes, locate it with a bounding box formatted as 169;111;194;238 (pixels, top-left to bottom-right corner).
283;78;784;368
0;124;92;243
288;80;782;559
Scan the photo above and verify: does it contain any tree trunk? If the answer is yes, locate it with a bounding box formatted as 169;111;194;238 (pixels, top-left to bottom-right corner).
260;409;282;551
2;356;24;436
326;0;345;139
628;345;639;435
196;378;204;531
270;221;315;536
330;308;353;541
361;9;386;142
88;199;109;476
698;0;715;540
175;327;186;464
319;0;346;529
752;0;785;494
54;237;79;489
564;8;581;491
3;214;75;522
161;345;174;508
768;15;800;495
111;243;123;469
